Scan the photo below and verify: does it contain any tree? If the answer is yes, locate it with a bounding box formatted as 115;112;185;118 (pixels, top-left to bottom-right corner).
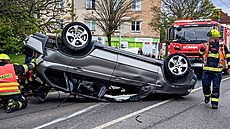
84;0;137;47
212;9;221;21
149;0;215;43
0;0;74;53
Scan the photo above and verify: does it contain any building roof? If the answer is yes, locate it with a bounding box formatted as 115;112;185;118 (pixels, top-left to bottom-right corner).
210;10;230;25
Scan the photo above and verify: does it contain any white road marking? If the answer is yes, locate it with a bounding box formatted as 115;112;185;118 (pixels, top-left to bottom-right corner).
33;103;104;129
221;76;230;82
92;99;173;129
93;76;230;129
33;76;230;129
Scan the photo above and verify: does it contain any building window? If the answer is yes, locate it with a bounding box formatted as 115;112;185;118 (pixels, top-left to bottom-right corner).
131;21;140;32
86;20;96;30
86;0;95;10
56;0;64;9
131;0;141;11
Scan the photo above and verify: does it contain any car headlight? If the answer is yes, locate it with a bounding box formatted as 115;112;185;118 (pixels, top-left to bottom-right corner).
174;46;180;50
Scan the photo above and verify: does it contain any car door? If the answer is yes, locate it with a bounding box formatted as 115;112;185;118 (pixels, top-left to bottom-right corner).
68;48;117;81
111;54;159;86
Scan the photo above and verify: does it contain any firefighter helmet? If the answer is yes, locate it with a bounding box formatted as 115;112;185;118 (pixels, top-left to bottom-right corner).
207;29;220;38
0;53;10;60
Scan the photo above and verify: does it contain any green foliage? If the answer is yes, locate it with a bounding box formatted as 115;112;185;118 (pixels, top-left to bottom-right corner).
0;0;74;53
0;0;39;53
0;15;39;53
9;53;26;65
212;9;221;21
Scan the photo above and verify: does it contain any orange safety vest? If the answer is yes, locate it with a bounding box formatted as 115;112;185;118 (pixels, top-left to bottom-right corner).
203;42;225;68
0;64;20;96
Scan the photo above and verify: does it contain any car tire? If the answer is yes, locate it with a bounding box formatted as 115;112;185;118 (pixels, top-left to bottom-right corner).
61;22;92;51
164;53;191;79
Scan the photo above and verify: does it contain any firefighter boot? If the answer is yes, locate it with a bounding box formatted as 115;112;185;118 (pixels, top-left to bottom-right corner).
212;103;218;109
204;96;210;104
0;99;5;109
6;99;18;113
0;103;6;109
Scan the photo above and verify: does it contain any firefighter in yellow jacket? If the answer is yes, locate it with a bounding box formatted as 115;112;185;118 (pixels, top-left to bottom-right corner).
0;53;35;113
199;29;230;109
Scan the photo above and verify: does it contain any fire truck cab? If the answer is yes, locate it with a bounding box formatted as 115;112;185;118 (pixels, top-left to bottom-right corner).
166;19;230;76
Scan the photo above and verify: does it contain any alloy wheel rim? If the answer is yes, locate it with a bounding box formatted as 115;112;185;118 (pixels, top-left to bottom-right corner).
66;25;89;48
168;55;188;75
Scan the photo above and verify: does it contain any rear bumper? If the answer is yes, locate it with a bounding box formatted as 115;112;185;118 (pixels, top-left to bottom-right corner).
155;79;196;96
155;71;197;96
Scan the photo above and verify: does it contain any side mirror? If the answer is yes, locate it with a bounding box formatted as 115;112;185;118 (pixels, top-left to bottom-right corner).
165;40;170;45
166;28;171;40
176;27;182;31
166;28;173;40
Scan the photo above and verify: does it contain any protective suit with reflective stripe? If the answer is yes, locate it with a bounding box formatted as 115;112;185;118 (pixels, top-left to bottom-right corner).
18;70;36;96
0;53;36;113
198;29;230;109
199;42;230;72
0;64;20;95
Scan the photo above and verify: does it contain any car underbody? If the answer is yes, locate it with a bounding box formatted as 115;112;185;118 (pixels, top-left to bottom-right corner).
24;22;197;102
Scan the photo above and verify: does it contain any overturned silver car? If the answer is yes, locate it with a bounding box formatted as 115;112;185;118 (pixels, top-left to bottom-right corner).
24;22;197;102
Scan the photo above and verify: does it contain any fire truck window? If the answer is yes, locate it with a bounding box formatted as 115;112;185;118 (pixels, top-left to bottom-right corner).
174;26;213;42
219;26;224;38
187;32;196;40
169;28;173;40
176;27;182;31
176;34;181;39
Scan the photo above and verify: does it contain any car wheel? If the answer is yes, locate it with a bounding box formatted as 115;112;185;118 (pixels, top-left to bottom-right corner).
164;53;191;79
61;22;92;51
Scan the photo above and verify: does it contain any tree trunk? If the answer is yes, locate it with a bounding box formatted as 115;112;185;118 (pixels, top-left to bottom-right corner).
165;43;169;57
107;34;111;46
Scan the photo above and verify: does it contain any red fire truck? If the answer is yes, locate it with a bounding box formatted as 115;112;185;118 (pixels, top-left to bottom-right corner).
166;19;230;76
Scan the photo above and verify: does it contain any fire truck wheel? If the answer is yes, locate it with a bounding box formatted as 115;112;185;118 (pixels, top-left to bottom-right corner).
164;53;191;79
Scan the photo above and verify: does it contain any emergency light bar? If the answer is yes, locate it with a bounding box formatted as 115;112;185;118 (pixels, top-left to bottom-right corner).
174;19;212;23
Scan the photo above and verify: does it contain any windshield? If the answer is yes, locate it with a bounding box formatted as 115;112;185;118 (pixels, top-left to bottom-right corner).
174;26;213;43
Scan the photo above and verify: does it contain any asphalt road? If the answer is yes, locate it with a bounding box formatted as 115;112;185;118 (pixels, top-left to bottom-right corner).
1;75;230;129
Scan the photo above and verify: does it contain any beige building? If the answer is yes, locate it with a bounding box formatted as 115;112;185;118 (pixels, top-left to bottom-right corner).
60;0;160;55
48;0;160;56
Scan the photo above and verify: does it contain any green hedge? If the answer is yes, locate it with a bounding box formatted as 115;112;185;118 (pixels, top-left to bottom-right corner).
9;53;25;64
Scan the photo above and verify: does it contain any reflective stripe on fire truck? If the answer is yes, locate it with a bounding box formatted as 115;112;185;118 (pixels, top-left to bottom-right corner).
203;66;223;72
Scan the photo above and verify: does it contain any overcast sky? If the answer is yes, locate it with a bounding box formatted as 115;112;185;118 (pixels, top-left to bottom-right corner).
211;0;230;15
